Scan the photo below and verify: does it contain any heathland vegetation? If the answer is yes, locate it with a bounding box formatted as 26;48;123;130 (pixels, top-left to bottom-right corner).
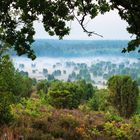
1;0;140;139
0;55;140;140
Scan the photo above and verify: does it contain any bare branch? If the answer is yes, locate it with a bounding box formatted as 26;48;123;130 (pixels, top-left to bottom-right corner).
73;13;103;37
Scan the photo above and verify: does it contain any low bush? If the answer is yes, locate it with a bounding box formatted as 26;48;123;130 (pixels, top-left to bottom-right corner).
11;97;53;119
87;89;109;111
131;114;140;129
105;112;123;122
104;121;133;140
47;80;94;109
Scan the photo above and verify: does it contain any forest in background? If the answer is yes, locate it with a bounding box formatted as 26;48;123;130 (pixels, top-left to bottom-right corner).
10;39;139;58
11;40;140;89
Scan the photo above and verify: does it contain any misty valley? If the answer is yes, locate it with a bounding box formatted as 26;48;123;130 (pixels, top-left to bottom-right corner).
1;40;140;140
12;40;140;88
1;1;140;139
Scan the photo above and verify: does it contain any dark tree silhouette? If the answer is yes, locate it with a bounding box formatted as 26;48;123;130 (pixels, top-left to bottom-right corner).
0;0;140;59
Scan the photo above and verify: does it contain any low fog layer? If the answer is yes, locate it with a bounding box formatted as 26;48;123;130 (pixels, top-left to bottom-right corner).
12;56;139;88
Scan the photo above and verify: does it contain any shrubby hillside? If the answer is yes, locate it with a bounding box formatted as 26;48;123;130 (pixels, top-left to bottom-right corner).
0;56;140;140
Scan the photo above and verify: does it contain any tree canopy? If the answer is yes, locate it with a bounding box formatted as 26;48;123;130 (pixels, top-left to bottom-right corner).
0;0;140;59
0;55;33;99
108;75;139;118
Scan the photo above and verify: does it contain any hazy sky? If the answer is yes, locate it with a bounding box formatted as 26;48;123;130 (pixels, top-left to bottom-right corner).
34;10;132;40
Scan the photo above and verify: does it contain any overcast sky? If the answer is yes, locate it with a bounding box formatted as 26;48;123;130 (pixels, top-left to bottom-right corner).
34;10;132;40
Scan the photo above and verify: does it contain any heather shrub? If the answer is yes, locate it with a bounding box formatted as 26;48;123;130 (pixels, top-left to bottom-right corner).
104;122;133;139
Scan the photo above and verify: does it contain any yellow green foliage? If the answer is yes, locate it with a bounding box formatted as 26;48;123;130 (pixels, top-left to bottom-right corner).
11;97;53;118
104;121;133;139
4;108;140;140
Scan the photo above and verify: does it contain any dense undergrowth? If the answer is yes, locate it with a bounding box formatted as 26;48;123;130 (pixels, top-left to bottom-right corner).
2;101;140;140
0;88;139;140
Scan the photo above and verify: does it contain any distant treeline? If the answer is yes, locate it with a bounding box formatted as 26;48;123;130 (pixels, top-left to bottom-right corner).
10;39;139;58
